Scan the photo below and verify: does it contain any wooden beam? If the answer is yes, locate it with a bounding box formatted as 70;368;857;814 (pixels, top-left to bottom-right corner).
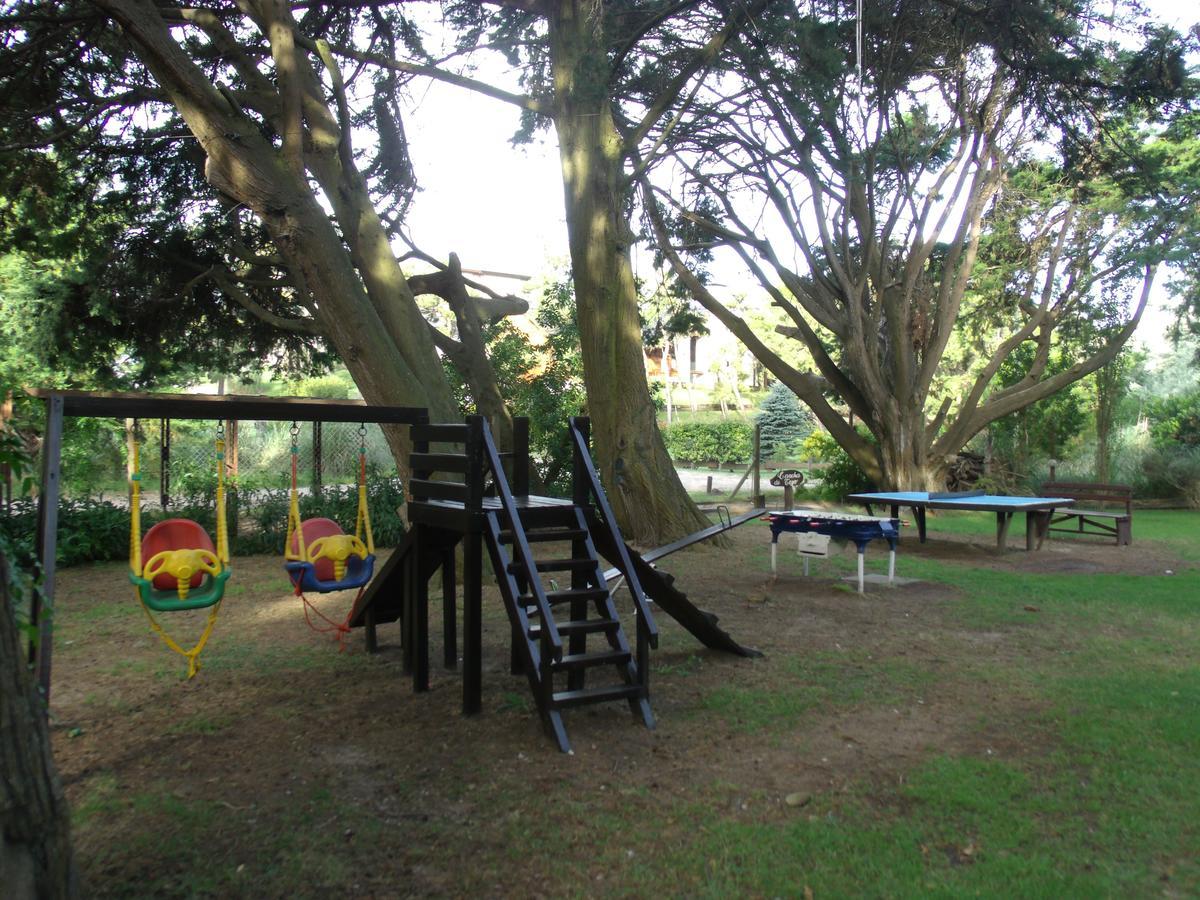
24;389;427;425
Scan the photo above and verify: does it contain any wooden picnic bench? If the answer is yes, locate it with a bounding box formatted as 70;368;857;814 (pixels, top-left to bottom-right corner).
1041;481;1133;546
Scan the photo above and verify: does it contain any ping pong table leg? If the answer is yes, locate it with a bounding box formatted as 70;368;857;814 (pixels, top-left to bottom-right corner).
996;511;1013;548
803;557;809;577
856;549;865;594
888;547;895;584
915;506;927;542
1025;511;1048;550
771;538;778;576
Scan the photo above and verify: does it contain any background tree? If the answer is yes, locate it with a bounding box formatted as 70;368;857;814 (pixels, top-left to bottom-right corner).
755;382;814;461
0;0;531;477
371;0;772;541
1092;350;1140;484
643;0;1198;489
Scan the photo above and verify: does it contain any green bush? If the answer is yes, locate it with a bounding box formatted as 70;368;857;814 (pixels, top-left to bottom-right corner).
661;420;754;465
800;430;875;499
1145;389;1200;449
1142;446;1200;507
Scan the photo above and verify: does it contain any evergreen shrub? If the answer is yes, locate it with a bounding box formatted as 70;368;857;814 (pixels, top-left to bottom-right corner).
755;383;815;460
661;420;753;465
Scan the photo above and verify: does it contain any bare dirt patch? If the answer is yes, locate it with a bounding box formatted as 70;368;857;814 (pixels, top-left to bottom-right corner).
45;519;1182;896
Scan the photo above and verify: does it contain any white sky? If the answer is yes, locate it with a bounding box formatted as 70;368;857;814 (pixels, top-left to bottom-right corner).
396;1;1198;351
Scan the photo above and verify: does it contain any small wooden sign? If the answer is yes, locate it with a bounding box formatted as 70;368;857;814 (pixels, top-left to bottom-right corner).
770;468;806;488
795;532;830;557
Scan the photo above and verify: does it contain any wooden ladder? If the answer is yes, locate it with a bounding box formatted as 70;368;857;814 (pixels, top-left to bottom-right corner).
484;502;654;753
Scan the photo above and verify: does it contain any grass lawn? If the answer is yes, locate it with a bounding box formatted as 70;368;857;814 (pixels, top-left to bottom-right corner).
47;510;1200;896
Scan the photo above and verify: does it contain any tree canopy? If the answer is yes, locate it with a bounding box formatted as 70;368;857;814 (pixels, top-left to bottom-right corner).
640;0;1199;488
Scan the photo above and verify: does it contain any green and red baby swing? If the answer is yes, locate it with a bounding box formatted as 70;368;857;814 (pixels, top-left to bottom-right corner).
283;422;376;648
128;424;231;677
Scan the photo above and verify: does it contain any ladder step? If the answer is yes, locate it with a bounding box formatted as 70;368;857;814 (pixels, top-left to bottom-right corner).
509;558;596;574
553;649;631;671
521;588;610;608
529;617;620;638
551;683;643;709
498;528;587;543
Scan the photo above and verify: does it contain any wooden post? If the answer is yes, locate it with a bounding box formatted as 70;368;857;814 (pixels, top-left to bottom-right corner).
442;545;457;669
30;394;63;703
706;475;713;494
751;423;764;507
512;416;530;497
463;416;485;715
783;483;794;510
410;526;428;692
572;417;590;507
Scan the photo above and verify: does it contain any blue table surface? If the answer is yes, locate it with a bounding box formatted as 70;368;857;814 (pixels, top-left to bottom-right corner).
848;491;1075;509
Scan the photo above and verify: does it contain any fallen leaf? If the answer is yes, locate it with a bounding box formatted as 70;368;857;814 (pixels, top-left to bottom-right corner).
1023;605;1040;613
785;792;812;808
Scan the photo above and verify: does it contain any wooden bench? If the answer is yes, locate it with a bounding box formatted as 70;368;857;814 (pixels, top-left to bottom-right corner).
1041;481;1133;545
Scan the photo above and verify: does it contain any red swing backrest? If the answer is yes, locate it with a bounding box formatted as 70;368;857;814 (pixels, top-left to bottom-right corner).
142;518;217;590
289;517;345;582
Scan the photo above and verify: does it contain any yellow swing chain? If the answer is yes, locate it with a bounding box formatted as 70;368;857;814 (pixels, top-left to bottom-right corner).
129;428;142;577
215;422;229;564
138;600;223;679
284;421;307;562
354;423;375;555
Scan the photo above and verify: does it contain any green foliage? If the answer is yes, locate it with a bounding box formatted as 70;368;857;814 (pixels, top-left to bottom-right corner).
989;347;1089;471
801;430;874;498
283;373;354;400
1145;389;1200;448
1141;447;1200;508
660;420;753;465
0;426;36;641
443;272;587;495
754;382;814;460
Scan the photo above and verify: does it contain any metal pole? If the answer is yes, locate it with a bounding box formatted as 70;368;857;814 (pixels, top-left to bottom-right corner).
312;420;323;496
160;417;170;509
752;423;764;507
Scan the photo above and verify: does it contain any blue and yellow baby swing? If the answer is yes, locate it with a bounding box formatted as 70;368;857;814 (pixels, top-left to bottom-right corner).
283;423;376;648
128;424;231;677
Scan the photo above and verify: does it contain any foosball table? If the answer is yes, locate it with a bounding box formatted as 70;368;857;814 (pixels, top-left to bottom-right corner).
766;510;901;593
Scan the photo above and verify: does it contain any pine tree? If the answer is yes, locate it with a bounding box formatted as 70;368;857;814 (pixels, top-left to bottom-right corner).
755;382;814;460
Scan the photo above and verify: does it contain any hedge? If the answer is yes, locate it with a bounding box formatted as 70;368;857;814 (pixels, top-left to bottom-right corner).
661;420;754;465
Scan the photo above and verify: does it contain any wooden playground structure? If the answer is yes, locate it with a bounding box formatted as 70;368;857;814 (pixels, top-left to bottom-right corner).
27;390;761;753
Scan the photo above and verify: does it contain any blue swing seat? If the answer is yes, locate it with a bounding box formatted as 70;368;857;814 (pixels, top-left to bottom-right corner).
285;517;375;593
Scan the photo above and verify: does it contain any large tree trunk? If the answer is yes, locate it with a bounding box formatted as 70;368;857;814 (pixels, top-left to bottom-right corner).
549;0;708;544
94;0;461;482
1;552;79;898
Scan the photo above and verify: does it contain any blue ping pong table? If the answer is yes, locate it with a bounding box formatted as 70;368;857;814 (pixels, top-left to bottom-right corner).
846;491;1077;550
